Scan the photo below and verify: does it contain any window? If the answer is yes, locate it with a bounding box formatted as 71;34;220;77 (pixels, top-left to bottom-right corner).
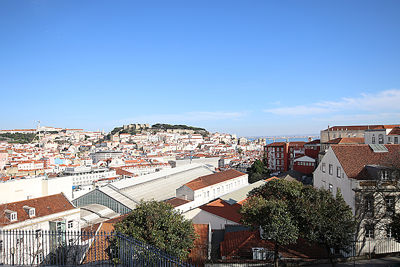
365;195;374;214
365;224;375;238
10;212;17;222
35;229;42;238
68;220;74;229
385;196;395;215
372;136;376;144
381;170;389;180
378;134;384;144
395;137;398;144
329;184;333;193
321;163;326;173
29;208;35;217
388;137;392;143
329;164;333;175
387;225;393;238
337;167;341;178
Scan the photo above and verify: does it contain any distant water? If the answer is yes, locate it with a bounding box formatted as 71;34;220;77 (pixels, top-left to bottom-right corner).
265;137;310;144
247;137;317;144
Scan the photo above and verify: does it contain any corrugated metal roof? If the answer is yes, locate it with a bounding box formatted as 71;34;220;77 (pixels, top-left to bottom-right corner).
112;163;208;189
99;186;138;209
120;165;214;201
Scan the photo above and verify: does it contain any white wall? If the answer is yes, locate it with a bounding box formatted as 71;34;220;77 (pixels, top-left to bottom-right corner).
0;176;73;204
313;147;358;214
183;208;238;230
176;174;248;212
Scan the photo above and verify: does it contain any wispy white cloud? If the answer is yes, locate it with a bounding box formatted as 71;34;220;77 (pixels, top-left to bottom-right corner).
312;112;400;123
116;111;247;125
264;106;332;115
264;89;400;116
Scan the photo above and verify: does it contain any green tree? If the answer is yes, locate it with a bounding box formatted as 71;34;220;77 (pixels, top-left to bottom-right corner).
241;197;298;267
297;188;356;265
114;200;196;259
242;180;355;266
247;159;271;183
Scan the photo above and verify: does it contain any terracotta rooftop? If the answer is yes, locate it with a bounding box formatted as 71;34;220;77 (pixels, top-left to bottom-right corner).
200;199;242;223
188;224;209;262
220;230;328;259
266;142;286;147
0;193;76;226
326;137;364;144
165;197;191;208
325;124;400;131
331;144;400;179
305;139;320;145
184;169;245;191
388;127;400;136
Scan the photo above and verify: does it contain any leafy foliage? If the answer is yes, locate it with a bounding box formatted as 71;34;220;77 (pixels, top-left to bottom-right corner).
241;196;298;243
0;133;36;143
110;127;123;135
247;159;271;183
151;123;206;132
114;200;196;259
241;179;356;264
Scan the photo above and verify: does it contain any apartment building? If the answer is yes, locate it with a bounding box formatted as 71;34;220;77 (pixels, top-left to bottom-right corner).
320;124;400;143
265;141;306;172
314;144;400;255
364;127;400;145
0;194;80;265
62;166;117;187
90;151;123;164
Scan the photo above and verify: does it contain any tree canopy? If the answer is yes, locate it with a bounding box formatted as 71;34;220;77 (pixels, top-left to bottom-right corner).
241;197;298;267
247;159;271;184
114;200;196;260
241;179;356;265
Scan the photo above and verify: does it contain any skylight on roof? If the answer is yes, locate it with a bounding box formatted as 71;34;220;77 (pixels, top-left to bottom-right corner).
369;144;388;153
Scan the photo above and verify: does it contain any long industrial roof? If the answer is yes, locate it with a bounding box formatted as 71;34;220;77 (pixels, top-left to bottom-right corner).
120;164;214;201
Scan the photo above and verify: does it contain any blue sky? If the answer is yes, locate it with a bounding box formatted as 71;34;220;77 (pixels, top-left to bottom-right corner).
1;0;400;136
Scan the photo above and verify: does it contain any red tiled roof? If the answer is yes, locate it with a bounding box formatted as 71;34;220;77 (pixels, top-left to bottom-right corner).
185;169;245;191
331;144;400;179
288;141;306;146
266;142;286;147
220;230;328;259
0;193;76;226
326;137;364;144
388;127;400;136
165;197;191;208
200;199;242;223
188;224;209;262
305;139;320;145
325;125;400;131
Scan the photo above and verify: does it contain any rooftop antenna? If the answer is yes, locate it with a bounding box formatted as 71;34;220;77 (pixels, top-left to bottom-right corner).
327;124;330;140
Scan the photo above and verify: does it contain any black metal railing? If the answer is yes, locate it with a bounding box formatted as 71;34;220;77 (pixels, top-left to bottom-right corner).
0;230;193;266
1;229;400;266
